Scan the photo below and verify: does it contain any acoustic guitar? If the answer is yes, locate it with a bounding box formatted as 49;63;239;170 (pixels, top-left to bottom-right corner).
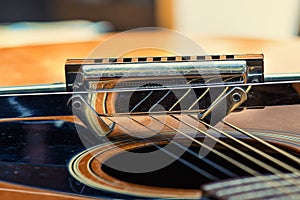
0;51;299;200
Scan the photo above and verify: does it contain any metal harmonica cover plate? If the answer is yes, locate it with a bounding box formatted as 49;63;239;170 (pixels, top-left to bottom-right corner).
65;54;264;91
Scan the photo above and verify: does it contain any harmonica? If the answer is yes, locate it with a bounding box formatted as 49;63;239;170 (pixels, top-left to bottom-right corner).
0;54;299;199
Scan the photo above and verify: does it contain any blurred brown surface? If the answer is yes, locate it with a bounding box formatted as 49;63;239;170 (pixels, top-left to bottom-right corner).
0;40;100;86
0;32;300;86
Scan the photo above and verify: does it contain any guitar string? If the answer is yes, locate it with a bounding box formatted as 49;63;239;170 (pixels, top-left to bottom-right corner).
217;125;300;198
176;78;300;195
148;116;299;197
195;117;300;175
125;116;238;178
129;91;154;113
105;117;219;181
131;79;299;174
163;77;300;172
166;83;300;186
124;76;300;175
172;115;300;179
103;111;298;196
147;116;258;175
223;120;300;164
88;75;300;196
125;77;240;179
80;70;298;197
125;118;219;180
191;116;300;195
112;79;270;178
167;74;225;112
148;90;172;112
105;116;257;177
110;115;300;197
144;80;300;193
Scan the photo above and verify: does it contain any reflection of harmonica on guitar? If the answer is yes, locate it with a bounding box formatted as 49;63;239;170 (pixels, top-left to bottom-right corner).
0;54;300;199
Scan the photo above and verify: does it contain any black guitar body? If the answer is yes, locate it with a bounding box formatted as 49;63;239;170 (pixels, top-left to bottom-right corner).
0;54;299;199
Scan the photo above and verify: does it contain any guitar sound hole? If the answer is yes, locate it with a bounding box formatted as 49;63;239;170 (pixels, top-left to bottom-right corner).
102;140;300;189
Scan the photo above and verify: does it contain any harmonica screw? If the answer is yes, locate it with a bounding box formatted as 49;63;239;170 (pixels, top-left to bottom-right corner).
72;101;82;110
199;87;247;126
232;93;242;102
68;95;115;137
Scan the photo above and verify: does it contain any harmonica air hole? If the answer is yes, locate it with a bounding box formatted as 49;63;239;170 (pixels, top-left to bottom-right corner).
109;58;117;63
94;59;103;63
197;56;205;60
167;57;176;61
211;55;220;59
182;56;190;61
153;57;161;62
138;57;147;62
226;55;235;59
123;58;132;62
